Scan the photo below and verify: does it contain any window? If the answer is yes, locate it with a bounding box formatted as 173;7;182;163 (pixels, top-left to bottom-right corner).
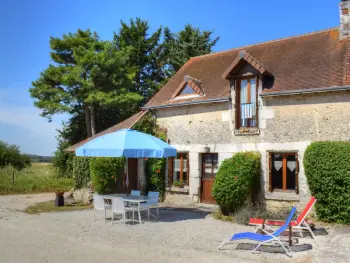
268;152;299;194
179;84;196;96
168;153;189;185
236;77;258;128
203;153;218;179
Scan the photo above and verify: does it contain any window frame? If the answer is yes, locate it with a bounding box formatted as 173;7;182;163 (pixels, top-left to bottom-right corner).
268;151;299;194
235;76;259;129
168;153;190;185
202;153;219;179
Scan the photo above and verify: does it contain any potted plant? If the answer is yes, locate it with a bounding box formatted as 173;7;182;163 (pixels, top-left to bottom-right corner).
55;190;65;207
173;180;185;188
55;190;64;196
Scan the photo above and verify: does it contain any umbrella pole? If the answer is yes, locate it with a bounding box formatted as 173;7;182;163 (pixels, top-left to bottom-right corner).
126;157;129;196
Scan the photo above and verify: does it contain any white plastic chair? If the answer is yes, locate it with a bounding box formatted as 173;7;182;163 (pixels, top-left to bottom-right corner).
93;194;111;221
111;197;128;225
140;191;160;219
130;190;141;196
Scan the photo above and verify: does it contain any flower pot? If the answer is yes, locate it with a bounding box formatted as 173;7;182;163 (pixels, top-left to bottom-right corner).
55;191;64;207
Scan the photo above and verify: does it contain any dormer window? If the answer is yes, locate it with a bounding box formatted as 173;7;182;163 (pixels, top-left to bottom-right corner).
177;84;197;97
170;76;205;100
236;77;258;128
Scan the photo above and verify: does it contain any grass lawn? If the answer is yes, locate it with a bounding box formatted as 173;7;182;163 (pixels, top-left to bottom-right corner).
0;163;74;195
24;200;93;214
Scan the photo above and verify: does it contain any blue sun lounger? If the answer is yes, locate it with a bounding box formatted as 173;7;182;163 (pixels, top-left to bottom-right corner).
218;206;297;257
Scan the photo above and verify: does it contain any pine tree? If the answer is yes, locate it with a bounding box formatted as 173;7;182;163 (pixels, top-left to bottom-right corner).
163;24;219;73
30;29;142;137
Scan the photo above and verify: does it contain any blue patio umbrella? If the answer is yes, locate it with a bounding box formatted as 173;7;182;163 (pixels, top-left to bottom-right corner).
75;129;177;189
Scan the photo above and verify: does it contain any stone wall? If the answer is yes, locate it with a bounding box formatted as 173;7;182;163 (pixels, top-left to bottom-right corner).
156;90;350;204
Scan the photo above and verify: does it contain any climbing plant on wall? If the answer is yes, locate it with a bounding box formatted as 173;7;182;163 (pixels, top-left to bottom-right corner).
133;112;168;201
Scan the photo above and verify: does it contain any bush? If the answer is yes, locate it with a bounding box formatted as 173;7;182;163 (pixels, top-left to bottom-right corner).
233;201;293;225
73;157;90;188
53;140;74;178
0;141;31;170
304;141;350;223
146;158;167;201
212;151;261;214
89;157;124;194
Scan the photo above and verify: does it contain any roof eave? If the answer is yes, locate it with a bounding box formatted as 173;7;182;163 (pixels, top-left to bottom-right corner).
142;97;230;110
260;85;350;97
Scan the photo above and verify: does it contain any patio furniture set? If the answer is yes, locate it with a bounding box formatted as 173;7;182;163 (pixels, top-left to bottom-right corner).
219;196;317;257
93;191;160;225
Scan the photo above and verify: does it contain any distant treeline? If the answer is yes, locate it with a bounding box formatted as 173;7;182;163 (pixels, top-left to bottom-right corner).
25;154;53;163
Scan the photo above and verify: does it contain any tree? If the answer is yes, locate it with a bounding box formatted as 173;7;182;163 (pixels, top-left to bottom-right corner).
114;18;167;102
30;29;142;137
0;141;31;170
163;24;219;73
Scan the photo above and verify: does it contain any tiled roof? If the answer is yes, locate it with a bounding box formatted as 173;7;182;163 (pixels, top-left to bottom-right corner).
145;28;348;108
64;110;148;152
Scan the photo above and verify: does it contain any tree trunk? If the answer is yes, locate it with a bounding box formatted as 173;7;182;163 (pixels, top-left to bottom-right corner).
90;104;96;136
84;104;92;138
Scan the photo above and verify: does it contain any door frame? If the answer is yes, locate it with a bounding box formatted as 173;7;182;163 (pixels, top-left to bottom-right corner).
200;153;218;204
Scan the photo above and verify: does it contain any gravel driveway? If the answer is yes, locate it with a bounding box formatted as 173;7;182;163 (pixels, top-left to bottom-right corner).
0;194;348;263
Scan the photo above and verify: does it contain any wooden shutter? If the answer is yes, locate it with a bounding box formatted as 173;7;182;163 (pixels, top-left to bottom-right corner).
235;80;240;129
268;153;272;192
168;157;173;185
295;152;299;194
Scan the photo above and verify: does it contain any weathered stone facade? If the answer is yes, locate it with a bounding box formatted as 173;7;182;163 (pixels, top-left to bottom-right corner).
155;90;350;205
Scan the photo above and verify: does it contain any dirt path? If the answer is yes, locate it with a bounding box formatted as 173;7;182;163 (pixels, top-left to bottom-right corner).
0;194;348;263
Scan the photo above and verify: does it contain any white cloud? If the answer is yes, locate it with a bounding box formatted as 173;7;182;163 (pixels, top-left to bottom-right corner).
0;105;61;140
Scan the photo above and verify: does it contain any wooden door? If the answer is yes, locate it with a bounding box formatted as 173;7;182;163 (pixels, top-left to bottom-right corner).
115;158;138;194
201;153;218;204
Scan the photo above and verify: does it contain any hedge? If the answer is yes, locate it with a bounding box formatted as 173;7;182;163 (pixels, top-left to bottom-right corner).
212;151;261;214
304;141;350;223
73;157;90;188
89;157;125;194
146;158;167;201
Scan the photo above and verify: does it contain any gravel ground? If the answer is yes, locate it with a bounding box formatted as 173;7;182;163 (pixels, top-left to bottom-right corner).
0;194;349;263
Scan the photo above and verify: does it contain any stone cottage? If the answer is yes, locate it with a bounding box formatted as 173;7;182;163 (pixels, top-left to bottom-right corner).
67;1;350;207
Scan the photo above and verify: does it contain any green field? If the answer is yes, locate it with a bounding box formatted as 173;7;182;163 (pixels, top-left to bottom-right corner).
0;163;74;195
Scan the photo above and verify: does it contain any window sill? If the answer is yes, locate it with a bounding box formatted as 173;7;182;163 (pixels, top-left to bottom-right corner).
265;191;300;202
166;186;190;194
234;127;260;136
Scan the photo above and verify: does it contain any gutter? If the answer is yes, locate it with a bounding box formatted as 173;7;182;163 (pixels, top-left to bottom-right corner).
260;85;350;97
142;97;230;110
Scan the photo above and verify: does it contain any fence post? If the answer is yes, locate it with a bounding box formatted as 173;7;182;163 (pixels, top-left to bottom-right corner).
12;170;14;186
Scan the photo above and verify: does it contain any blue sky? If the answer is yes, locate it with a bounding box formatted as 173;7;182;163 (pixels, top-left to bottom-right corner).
0;0;340;156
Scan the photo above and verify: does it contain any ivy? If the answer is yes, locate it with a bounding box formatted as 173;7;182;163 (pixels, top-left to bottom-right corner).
134;112;167;200
73;157;90;188
89;157;125;194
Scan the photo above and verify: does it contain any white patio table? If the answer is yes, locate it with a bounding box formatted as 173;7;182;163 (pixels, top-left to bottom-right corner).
102;194;154;224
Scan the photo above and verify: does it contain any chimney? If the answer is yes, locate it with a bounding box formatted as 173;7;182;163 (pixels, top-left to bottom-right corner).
340;0;350;40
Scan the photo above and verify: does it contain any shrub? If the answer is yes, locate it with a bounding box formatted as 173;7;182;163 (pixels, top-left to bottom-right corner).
89;157;124;194
0;141;31;170
233;201;293;225
212;151;261;214
146;158;166;201
304;141;350;223
73;157;90;188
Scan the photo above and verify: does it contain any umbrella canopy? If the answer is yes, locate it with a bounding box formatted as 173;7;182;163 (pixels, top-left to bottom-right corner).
75;129;177;158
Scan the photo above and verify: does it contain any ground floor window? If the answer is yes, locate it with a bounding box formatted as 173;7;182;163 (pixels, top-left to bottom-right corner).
168;153;189;186
268;152;299;194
